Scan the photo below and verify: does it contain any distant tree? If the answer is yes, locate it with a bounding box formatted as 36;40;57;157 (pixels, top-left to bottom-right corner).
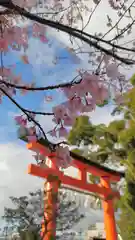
3;189;84;239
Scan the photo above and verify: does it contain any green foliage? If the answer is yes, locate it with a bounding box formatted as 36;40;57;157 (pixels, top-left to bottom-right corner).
71;148;84;156
89;174;100;184
68;76;135;239
111;105;123;116
68;115;95;146
68;115;126;165
130;73;135;86
20;231;40;240
3;189;84;238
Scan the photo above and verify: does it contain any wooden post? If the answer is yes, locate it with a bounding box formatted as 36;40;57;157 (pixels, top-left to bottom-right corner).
41;175;60;240
101;176;118;240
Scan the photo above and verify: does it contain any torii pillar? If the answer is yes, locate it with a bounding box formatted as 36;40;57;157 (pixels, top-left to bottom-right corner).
27;142;120;240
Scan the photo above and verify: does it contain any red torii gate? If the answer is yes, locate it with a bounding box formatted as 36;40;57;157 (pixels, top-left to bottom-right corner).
26;141;123;240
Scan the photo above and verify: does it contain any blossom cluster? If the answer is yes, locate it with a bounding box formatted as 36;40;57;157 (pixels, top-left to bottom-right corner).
14;72;109;168
13;66;125;168
12;0;37;9
0;23;47;53
51;73;109;137
0;1;125;169
12;0;123;10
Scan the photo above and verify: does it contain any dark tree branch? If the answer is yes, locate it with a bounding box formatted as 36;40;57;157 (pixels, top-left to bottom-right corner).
0;1;135;64
0;75;82;91
82;0;101;32
24;109;54;116
0;86;49;141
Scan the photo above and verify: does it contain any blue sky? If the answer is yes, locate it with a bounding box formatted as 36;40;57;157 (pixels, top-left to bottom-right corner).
0;26;84;230
1;29;82;144
0;22;126;232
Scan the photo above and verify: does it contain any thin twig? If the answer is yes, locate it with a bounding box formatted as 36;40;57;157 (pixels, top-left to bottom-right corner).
112;19;135;41
0;86;48;139
82;0;101;32
102;0;135;40
0;1;135;64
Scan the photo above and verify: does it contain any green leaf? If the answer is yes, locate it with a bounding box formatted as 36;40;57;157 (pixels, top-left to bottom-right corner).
130;73;135;86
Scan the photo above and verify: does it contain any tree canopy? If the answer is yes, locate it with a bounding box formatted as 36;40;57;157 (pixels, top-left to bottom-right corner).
68;76;135;239
0;0;135;168
3;188;84;239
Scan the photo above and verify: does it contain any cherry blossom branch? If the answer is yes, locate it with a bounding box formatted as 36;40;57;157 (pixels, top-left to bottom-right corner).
1;1;135;64
82;0;101;32
4;2;134;53
112;19;135;42
24;109;54;116
0;75;82;91
102;0;135;40
6;2;135;53
0;85;50;141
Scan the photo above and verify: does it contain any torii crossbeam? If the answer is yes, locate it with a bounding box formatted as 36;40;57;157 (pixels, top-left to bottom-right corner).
27;141;122;240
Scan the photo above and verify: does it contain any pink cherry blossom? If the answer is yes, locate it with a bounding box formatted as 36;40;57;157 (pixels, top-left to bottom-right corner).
115;93;125;105
12;76;22;84
8;88;16;97
5;26;28;51
14;116;27;126
0;39;8;52
63;98;83;113
27;126;36;136
0;3;129;173
32;23;47;40
49;129;57;138
55;146;73;169
58;127;68;138
83;96;96;112
63;115;75;126
15;116;24;125
74;85;86;97
82;73;99;85
82;104;95;113
0;68;11;77
45;95;53;102
108;0;121;10
106;63;119;78
40;35;48;43
18;125;27;137
103;54;111;65
12;0;37;8
27;135;37;142
96;85;109;104
62;86;76;99
53;105;67;121
71;97;84;112
81;73;100;95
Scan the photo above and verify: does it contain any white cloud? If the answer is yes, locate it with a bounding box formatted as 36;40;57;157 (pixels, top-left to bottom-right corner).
0;142;43;216
28;38;56;67
89;105;123;125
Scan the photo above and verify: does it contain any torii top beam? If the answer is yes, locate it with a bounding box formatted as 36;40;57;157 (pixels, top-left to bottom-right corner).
27;141;124;182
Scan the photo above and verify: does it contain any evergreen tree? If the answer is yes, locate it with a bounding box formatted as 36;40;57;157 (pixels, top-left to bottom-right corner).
68;75;135;239
3;189;84;239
